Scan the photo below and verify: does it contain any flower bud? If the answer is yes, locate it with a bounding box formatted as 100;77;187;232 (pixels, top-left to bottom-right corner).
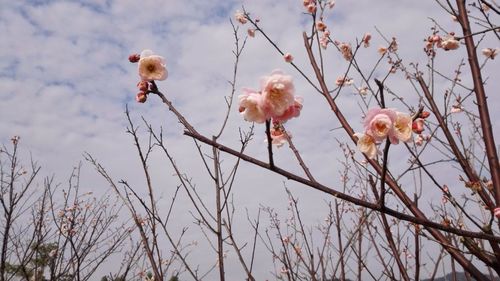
137;81;149;92
136;92;147;103
128;53;140;63
420;111;431;119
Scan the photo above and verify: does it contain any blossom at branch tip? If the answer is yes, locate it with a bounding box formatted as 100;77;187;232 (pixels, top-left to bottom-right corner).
362;33;371;48
377;46;388;55
238;89;267;123
327;0;336;9
138;50;167;81
481;48;498;59
354;133;377;159
234;10;247;24
260;70;296;117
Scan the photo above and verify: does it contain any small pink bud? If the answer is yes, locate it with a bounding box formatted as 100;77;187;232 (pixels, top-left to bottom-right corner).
136;92;147;103
495;207;500;219
412;118;425;134
283;53;294;63
128;53;140;63
420;111;431;119
137;81;149;92
316;21;327;32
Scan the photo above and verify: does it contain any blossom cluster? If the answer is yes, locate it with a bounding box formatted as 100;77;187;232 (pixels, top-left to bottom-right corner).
238;70;303;146
129;49;168;103
425;34;460;55
355;108;430;159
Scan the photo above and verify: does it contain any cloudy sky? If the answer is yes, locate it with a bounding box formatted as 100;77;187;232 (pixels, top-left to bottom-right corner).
1;0;499;279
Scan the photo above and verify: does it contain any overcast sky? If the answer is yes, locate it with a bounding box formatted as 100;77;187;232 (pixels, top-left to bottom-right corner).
1;0;499;279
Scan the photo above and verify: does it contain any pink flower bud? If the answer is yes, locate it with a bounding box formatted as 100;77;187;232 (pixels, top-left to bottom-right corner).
136;92;147;103
137;81;149;92
420;111;431;119
283;53;294;63
495;207;500;219
247;29;256;38
129;53;140;63
412;118;425;134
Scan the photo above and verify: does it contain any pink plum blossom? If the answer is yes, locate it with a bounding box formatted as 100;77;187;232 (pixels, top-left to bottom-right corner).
316;21;327;32
363;108;397;142
451;104;464;113
138;50;167;81
362;33;372;48
354;133;377;159
273;96;303;123
234;10;247;24
247;28;256;38
335;76;353;86
307;3;316;13
260;70;296;118
392;112;413;143
238;89;267;123
440;36;460;50
270;127;289;148
339;42;353;61
378;46;388;55
414;134;424;146
481;48;498;59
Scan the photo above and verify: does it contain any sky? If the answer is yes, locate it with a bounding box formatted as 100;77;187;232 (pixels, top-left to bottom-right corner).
1;0;499;279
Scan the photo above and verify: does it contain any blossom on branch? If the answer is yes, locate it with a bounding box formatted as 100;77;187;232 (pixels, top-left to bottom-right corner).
260;70;296;117
440;36;460;51
238;89;267;123
354;133;377;159
482;48;498;59
234;10;247;24
138;49;167;81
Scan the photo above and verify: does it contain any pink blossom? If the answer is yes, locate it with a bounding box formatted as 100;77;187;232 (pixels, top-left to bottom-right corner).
451;104;464;113
363;108;397;141
273;96;303;123
354;133;377;159
307;3;316;13
377;46;388;55
358;86;368;95
327;0;336;9
339;42;353;61
316;21;327;32
247;28;256;38
412;118;425;134
335;76;353;86
234;10;247;24
320;36;329;49
440;36;460;51
362;33;372;48
238;89;267;123
283;53;294;63
260;70;296;118
270;127;289;148
481;48;498;59
138;50;167;81
392;112;413;143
